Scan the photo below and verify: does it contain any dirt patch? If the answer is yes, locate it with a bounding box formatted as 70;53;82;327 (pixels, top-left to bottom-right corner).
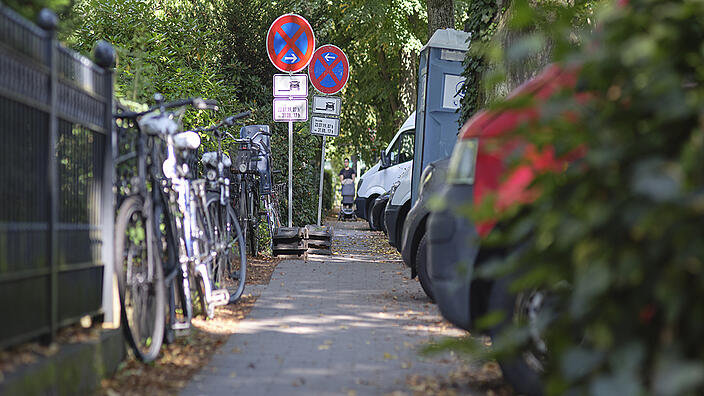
400;361;514;396
99;254;280;396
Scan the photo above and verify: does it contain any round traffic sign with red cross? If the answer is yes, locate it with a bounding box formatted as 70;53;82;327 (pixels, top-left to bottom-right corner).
266;14;315;73
308;45;349;95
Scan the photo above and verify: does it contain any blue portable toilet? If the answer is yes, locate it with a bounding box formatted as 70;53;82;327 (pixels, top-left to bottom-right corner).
412;29;470;204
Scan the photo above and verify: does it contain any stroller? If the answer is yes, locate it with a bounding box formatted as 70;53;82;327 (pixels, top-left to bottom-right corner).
338;179;357;221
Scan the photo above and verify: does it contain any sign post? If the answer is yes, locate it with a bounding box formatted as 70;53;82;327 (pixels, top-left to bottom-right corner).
308;45;349;226
267;14;315;227
289;121;293;227
316;136;326;226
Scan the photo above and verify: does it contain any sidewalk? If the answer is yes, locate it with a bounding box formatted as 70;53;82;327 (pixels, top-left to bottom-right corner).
181;220;469;396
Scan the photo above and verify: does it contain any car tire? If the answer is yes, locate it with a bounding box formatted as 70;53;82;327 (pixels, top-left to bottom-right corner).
415;234;435;302
487;278;544;396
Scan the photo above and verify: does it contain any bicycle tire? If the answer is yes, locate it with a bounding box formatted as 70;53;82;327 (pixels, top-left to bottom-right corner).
114;196;166;362
193;197;214;319
206;193;226;288
238;177;249;256
227;204;247;302
248;183;259;256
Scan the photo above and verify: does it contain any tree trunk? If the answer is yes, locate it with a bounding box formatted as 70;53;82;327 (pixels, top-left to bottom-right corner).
398;46;418;127
427;0;455;37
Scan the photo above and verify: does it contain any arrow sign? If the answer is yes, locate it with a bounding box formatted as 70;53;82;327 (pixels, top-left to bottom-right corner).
308;45;349;95
266;14;315;73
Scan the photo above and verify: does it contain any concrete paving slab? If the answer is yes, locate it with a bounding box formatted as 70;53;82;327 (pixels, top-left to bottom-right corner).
181;220;472;396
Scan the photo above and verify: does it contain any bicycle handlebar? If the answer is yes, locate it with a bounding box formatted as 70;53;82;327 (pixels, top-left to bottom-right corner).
114;97;219;119
192;111;253;134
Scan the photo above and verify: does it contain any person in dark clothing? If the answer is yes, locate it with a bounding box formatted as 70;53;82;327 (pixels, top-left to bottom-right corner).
339;158;356;183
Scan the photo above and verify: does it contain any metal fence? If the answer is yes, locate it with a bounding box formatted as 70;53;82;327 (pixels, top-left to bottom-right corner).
0;7;115;348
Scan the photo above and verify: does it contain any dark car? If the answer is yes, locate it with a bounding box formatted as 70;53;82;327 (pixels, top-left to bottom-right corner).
398;159;449;301
427;64;580;396
369;189;391;232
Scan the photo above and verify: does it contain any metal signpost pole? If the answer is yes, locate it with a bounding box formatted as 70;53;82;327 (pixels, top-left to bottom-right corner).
288;120;293;227
317;135;326;226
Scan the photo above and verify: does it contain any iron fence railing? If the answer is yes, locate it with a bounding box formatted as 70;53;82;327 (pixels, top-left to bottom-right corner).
0;6;116;349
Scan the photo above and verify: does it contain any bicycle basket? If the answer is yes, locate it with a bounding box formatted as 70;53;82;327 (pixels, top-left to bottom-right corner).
232;148;252;174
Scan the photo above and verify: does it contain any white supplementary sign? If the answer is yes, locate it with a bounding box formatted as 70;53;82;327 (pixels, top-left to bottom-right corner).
273;74;308;97
442;74;465;109
273;99;308;122
312;96;341;116
310;116;340;137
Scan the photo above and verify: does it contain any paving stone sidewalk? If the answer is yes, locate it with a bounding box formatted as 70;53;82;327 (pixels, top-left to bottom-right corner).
181;220;470;396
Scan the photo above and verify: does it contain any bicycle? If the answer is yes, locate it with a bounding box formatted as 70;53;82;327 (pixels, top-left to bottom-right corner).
262;172;284;249
196;113;252;302
232;126;271;257
114;95;219;361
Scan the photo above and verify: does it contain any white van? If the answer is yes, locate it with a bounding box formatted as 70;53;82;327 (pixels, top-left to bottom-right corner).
355;112;415;227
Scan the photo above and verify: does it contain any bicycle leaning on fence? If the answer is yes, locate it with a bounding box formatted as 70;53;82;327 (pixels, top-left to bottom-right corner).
114;95;238;362
195;113;252;303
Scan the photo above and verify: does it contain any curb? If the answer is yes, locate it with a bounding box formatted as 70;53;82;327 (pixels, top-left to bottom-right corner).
0;329;125;396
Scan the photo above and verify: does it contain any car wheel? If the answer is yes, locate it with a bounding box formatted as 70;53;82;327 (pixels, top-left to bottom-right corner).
415;234;435;302
488;278;545;396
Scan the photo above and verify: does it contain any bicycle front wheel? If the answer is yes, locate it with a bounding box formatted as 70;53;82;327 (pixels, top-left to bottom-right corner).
248;185;260;256
115;196;166;362
226;204;247;302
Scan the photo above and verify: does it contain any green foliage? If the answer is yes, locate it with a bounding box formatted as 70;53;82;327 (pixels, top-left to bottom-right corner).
459;0;500;122
323;168;333;213
2;0;70;20
60;0;330;226
468;0;704;394
325;0;428;165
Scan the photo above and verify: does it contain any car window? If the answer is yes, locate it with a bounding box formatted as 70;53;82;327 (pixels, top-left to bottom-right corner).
398;130;414;163
388;135;401;165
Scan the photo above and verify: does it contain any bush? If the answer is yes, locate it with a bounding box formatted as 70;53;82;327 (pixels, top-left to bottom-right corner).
323;169;333;213
471;0;704;394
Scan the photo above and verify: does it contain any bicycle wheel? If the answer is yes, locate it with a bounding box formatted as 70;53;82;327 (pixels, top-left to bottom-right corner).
192;198;214;319
226;204;247;302
248;183;260;256
238;178;249;256
206;193;225;288
115;196;166;362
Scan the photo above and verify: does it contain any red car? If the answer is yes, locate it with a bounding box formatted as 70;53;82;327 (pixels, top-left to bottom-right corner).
427;64;582;396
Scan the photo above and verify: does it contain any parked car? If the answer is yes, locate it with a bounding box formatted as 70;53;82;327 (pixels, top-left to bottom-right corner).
427;64;580;396
397;159;449;301
369;190;391;233
355;112;415;230
384;166;411;251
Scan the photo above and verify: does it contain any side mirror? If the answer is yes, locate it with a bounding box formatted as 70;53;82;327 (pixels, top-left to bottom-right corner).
380;152;391;168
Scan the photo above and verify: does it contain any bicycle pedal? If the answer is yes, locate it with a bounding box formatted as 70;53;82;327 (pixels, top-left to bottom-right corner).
210;289;230;307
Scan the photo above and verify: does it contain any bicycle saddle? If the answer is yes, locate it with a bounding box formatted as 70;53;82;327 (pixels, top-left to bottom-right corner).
138;113;178;136
173;131;200;151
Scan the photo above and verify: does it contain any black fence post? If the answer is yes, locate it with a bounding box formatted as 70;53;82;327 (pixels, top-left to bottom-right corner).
37;8;59;343
94;41;116;325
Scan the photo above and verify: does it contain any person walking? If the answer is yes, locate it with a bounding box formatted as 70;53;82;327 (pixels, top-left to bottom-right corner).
339;158;356;184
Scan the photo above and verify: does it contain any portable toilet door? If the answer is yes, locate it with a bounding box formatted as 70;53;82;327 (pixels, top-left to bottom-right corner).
412;29;470;204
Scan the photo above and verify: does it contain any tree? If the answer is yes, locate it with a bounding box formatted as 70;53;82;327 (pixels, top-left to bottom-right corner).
427;0;455;37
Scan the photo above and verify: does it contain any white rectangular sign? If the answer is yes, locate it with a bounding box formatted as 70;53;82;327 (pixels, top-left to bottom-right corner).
442;74;466;109
273;74;308;97
312;96;341;116
273;99;308;122
310;116;340;137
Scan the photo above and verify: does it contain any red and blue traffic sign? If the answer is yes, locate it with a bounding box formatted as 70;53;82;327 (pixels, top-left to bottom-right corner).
266;14;315;73
308;45;349;95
